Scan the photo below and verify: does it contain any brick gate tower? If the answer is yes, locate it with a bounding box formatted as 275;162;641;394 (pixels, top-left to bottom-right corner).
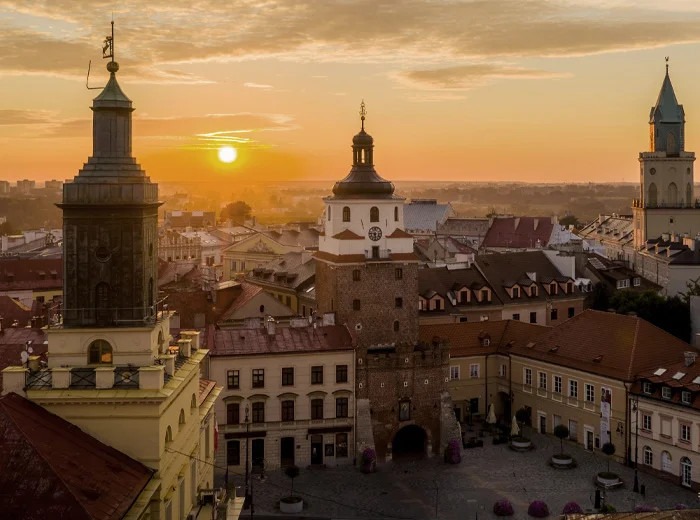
315;103;460;461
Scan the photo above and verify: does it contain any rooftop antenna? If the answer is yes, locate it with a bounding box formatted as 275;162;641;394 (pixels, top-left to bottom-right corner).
86;18;115;90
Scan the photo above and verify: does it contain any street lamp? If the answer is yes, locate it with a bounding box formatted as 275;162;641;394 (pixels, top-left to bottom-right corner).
632;396;639;493
245;405;250;505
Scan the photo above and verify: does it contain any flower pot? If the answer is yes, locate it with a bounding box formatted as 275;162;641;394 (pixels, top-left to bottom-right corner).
511;437;532;451
280;496;303;514
596;472;620;487
550;454;573;468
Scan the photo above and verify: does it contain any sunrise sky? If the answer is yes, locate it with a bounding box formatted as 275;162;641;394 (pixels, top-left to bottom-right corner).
3;0;700;184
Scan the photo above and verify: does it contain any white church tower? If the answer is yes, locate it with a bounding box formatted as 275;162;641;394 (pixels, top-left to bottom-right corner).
634;60;698;247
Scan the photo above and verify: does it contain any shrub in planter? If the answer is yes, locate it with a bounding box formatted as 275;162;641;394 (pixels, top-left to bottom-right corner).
676;504;689;510
361;448;376;474
562;502;583;515
635;506;654;513
553;424;569;456
284;465;300;497
446;440;461;464
527;500;550;518
599;504;616;514
601;442;616;475
493;499;514;516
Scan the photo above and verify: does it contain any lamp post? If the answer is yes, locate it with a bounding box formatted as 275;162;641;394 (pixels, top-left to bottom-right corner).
245;405;250;505
632;396;639;493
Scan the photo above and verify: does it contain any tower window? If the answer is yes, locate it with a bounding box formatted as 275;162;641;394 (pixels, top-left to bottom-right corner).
88;339;112;364
370;207;379;223
342;206;350;222
353;299;361;311
394;207;399;222
352;269;361;281
328;206;331;221
395;268;403;280
394;320;400;332
395;297;403;308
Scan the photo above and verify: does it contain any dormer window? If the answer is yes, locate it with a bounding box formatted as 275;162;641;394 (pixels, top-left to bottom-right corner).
480;289;489;302
460;290;469;303
634;277;641;287
642;381;652;394
550;282;558;295
662;387;672;400
342;206;351;222
566;282;574;293
370;207;379;223
512;286;520;299
682;391;692;404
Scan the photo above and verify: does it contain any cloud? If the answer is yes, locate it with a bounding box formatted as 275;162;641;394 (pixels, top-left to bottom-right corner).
2;1;700;84
243;82;274;89
0;109;55;125
397;64;572;90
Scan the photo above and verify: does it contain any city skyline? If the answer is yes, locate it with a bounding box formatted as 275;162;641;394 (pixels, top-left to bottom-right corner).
3;1;700;184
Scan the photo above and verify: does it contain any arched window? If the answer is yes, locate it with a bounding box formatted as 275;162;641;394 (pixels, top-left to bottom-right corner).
648;183;658;206
370;207;379;223
394;206;399;222
662;450;672;472
667;132;677;154
687;183;693;206
191;394;197;411
643;446;653;466
327;206;331;221
179;409;186;428
342;206;351;222
165;425;173;443
393;320;400;332
668;182;678;206
88;339;112;364
681;457;692;487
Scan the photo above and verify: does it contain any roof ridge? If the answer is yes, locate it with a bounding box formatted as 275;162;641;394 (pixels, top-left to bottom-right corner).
0;394;93;520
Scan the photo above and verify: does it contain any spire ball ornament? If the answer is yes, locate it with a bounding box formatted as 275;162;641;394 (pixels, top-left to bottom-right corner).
107;61;120;73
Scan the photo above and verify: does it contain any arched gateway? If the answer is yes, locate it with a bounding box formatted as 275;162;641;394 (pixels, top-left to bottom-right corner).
391;425;428;459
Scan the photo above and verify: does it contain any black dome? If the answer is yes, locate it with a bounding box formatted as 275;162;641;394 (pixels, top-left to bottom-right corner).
332;165;395;199
352;130;373;146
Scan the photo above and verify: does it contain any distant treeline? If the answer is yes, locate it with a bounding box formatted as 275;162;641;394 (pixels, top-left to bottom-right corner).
0;194;62;232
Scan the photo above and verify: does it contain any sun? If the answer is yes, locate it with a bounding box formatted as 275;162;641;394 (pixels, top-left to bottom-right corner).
218;146;237;163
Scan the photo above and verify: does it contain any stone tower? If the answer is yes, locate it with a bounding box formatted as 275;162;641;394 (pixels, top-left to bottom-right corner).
58;46;161;327
315;104;459;461
315;103;418;346
633;62;698;248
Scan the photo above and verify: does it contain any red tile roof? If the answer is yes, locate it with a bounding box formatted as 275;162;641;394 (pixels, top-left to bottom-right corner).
482;216;554;249
0;393;153;520
220;282;263;321
211;324;354;356
198;378;216;405
0;328;48;389
0;258;62;291
332;229;364;240
0;295;33;327
387;228;414;239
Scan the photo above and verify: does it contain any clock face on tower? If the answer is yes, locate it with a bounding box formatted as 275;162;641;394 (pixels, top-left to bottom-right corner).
368;226;382;241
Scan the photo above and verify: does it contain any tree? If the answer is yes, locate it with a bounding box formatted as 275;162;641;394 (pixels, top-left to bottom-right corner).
607;289;690;343
284;465;299;497
591;282;612;311
680;276;700;305
515;407;530;429
602;442;616;474
221;201;252;223
553;424;569;455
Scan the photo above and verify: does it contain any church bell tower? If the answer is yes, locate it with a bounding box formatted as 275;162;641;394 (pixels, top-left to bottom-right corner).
58;22;161;327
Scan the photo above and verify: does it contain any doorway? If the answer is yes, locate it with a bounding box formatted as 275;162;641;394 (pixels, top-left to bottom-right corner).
499;392;511;423
585;429;594;451
453;407;461;423
281;437;295;468
251;438;264;469
392;425;427;459
568;420;578;442
538;413;546;434
311;435;323;465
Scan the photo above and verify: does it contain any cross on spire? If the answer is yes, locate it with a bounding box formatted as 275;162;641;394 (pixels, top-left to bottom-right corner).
666;56;669;75
359;100;366;131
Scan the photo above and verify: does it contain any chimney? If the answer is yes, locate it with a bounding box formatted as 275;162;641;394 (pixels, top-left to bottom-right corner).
28;355;40;372
685;351;697;367
662;232;670;242
533;218;539;230
265;316;276;336
683;237;696;251
30;316;40;329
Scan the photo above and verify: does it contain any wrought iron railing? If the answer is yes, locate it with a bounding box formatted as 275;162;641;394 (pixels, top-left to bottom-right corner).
633;198;700;209
26;370;52;389
364;249;392;260
70;368;96;389
113;366;140;388
50;298;170;328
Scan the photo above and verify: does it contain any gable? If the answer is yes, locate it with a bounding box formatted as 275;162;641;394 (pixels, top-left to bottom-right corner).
223;233;296;255
224;291;296;321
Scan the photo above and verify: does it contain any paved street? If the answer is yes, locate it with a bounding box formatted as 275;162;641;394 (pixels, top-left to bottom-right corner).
221;429;699;519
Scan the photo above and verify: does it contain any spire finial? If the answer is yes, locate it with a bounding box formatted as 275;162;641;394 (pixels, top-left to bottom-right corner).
665;56;669;74
103;19;119;73
359;99;366;131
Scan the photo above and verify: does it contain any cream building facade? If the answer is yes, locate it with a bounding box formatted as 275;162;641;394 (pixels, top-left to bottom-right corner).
210;320;355;472
222;232;302;278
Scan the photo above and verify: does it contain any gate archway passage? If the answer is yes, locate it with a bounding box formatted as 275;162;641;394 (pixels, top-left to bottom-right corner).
392;425;427;459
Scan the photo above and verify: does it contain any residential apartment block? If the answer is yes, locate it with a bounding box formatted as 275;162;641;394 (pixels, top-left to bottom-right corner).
211;320;355;471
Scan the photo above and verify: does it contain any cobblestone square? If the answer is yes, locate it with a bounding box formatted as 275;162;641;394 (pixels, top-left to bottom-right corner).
223;429;700;519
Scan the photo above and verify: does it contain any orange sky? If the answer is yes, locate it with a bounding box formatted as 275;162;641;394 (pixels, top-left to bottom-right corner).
3;1;700;184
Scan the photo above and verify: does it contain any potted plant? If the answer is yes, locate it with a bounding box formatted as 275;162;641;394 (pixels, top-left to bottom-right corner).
493;499;514;516
634;505;655;512
562;502;583;514
511;408;532;451
551;425;573;467
527;500;550;518
676;504;689;510
361;448;376;474
596;442;621;486
279;465;303;513
599;504;616;513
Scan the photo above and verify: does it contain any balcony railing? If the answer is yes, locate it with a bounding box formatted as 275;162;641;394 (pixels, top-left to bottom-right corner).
633;198;700;209
51;298;170;328
364;249;392;260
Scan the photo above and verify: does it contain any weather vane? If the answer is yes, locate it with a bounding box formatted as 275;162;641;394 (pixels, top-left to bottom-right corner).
86;19;117;90
359;100;367;131
102;20;114;62
665;56;669;74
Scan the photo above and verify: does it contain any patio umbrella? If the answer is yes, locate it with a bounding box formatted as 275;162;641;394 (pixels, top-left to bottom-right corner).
511;415;520;437
487;403;497;424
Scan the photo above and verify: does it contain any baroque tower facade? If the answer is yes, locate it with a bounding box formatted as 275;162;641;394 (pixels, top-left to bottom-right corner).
633;63;698;248
315;105;459;461
58;58;160;327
